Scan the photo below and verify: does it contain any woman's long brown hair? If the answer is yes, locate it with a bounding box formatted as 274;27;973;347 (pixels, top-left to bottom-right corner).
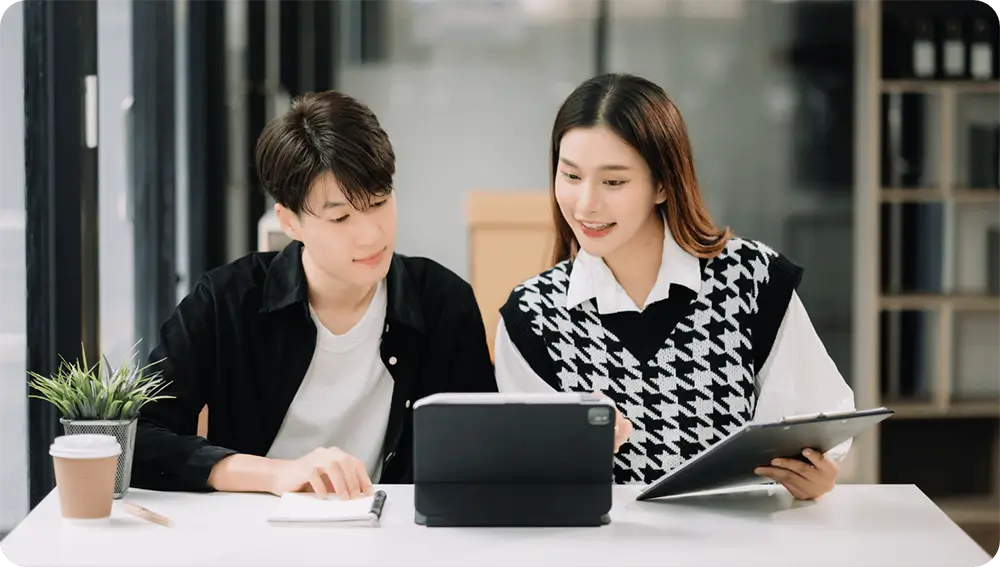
549;73;731;266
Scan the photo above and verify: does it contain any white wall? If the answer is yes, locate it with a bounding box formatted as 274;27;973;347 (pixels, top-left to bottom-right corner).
0;0;28;534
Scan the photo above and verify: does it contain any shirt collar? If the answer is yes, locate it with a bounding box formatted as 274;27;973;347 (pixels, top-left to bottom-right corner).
259;240;425;333
565;221;701;314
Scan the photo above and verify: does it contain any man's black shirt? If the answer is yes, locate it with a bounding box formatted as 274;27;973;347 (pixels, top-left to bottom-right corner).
131;241;497;491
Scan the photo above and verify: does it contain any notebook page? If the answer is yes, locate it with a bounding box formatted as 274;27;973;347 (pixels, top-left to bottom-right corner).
268;493;376;523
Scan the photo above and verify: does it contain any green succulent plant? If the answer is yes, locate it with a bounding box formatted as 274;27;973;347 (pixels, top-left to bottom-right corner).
27;342;173;421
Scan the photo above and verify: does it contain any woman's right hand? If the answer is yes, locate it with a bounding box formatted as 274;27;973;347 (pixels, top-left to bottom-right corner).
591;391;633;453
269;447;374;500
613;406;634;453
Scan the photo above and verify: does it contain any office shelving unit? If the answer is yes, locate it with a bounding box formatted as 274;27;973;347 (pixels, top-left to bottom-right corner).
853;0;1000;553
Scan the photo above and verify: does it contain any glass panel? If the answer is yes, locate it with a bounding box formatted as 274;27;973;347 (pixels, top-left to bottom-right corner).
337;0;599;277
174;0;190;300
607;0;856;379
98;0;137;365
0;0;28;533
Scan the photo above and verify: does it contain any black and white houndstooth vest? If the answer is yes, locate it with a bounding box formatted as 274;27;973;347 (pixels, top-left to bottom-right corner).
500;238;802;484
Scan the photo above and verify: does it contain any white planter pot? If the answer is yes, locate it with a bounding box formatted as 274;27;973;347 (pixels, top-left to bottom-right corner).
60;417;138;499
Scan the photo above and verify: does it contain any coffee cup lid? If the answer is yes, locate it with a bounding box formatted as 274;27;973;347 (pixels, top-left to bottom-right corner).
49;434;121;459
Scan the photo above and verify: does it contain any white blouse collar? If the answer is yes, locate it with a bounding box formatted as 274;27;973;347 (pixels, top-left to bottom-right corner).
565;219;701;315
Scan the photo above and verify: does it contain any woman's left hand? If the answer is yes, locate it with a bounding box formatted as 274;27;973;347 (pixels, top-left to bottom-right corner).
754;448;838;501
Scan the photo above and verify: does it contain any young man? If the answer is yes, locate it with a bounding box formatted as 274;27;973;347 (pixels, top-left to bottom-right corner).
131;91;497;499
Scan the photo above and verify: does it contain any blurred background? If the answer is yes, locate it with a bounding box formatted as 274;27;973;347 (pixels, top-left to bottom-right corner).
0;0;997;553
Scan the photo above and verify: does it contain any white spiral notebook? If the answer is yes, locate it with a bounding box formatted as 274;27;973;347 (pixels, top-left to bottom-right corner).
267;491;387;526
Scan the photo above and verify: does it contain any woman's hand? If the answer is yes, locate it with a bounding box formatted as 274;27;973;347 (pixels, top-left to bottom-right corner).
591;391;633;453
613;407;633;453
754;448;838;500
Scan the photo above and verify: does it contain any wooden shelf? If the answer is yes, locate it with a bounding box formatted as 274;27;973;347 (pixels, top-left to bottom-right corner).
854;1;1000;490
881;80;1000;94
880;189;1000;203
879;295;1000;311
889;400;1000;419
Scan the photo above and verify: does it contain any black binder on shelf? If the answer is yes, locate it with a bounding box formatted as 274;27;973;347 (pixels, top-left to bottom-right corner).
988;229;1000;296
969;125;1000;189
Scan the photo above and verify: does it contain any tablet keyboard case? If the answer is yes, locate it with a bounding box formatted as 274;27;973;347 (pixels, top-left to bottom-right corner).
413;400;615;527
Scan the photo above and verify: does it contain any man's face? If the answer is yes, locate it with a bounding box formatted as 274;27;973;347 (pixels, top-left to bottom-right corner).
276;171;397;290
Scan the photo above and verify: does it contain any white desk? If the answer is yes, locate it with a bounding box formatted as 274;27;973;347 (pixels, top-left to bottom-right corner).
1;484;991;567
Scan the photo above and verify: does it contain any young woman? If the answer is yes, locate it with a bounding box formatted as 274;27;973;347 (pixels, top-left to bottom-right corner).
494;73;855;501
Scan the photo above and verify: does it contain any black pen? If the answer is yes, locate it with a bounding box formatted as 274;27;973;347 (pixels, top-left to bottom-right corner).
367;490;388;526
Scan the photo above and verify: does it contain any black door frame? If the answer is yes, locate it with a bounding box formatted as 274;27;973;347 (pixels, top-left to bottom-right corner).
23;0;100;508
185;0;228;282
131;0;177;362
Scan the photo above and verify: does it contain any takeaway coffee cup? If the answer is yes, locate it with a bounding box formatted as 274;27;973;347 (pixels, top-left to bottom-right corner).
49;434;121;523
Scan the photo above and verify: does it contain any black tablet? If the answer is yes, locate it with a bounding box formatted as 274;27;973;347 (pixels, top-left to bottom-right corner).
412;392;616;527
635;407;895;501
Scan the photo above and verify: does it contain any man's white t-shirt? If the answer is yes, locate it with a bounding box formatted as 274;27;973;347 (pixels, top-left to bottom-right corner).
266;279;395;482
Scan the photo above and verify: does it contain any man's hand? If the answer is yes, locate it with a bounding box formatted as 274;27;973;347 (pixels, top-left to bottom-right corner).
754;448;838;501
270;447;374;500
591;391;633;453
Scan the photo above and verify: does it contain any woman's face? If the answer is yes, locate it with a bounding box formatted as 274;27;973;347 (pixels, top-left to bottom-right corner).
554;126;664;259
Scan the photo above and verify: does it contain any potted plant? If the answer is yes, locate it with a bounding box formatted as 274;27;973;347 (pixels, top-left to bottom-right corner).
27;342;173;498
